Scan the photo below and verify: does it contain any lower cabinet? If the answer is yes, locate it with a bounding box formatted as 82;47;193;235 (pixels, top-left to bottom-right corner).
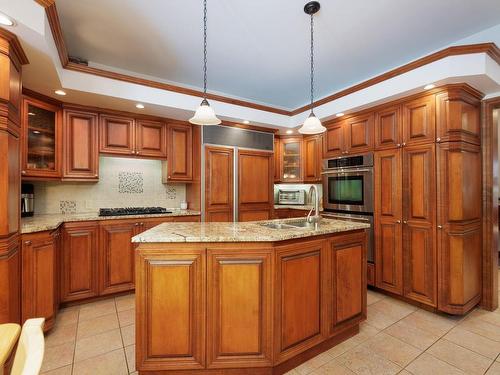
21;230;59;331
274;208;308;219
60;222;99;303
206;249;272;368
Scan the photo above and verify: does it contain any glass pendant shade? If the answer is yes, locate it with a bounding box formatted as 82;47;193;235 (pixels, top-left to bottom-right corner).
189;99;221;125
298;112;326;134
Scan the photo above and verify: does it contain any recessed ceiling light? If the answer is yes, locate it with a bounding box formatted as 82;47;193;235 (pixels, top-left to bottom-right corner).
336;112;345;117
424;84;435;90
242;120;250;124
286;130;294;134
136;103;145;109
28;112;36;116
54;90;66;96
0;13;15;26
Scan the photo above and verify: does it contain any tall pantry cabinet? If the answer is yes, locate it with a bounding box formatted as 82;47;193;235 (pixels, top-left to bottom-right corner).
374;85;482;314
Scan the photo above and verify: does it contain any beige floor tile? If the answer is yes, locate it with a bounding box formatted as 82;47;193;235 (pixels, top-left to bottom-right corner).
45;323;77;348
78;299;117;322
406;353;465;375
284;370;299;375
55;307;79;327
337;345;402;374
426;339;493;375
125;345;135;373
326;336;362;359
73;348;128;375
460;317;500;342
401;310;457;336
384;320;440;350
397;371;412;375
121;324;135;346
360;332;421;367
370;298;417;319
74;328;123;362
366;305;402;330
77;312;119;339
367;290;385;306
40;365;72;375
295;352;334;375
486;362;500;375
468;308;500;327
312;359;356;374
115;294;135;312
118;308;135;327
40;342;75;372
444;326;500;359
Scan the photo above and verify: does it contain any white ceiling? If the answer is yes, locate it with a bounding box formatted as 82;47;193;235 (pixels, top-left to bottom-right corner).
55;0;500;109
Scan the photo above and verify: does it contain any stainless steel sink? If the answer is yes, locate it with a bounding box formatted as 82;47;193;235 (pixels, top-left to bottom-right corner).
287;220;319;229
259;220;320;230
259;222;295;230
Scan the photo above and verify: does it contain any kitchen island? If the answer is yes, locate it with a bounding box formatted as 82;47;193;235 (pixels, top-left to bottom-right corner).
132;218;370;374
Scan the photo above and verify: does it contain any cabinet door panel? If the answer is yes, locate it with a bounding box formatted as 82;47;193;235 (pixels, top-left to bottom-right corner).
100;223;136;295
99;114;135;155
207;250;272;368
323;122;344;157
334;245;363;323
205;146;233;222
136;251;205;370
61;224;99;302
402;96;435;145
374;149;403;294
63;109;98;180
280;137;302;182
403;144;436;306
345;114;374;153
375;105;401;149
167;124;193;181
274;137;281;182
136;120;166;158
303;135;321;182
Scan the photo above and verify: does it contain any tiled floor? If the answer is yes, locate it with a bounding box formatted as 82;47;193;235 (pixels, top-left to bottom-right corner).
41;277;500;375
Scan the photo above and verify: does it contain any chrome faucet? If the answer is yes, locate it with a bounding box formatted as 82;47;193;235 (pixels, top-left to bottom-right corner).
306;185;321;224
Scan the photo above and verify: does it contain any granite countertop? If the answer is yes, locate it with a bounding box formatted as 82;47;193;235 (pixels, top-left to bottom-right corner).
132;217;369;243
274;204;323;211
21;210;201;234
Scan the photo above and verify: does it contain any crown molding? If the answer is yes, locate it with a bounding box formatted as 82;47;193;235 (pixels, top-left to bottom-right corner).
40;1;499;117
0;27;29;66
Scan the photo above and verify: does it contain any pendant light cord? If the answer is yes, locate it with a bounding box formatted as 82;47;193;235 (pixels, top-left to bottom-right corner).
310;13;314;112
203;0;208;98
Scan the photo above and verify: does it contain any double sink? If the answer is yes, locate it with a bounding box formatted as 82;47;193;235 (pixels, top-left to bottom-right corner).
259;219;320;230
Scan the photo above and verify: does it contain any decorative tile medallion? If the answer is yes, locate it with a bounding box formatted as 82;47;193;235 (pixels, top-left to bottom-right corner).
118;172;144;194
60;200;77;214
166;186;177;200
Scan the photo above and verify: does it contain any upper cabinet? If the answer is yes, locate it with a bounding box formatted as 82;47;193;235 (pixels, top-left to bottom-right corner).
303;135;322;182
165;123;193;182
281;137;302;182
136;120;167;158
99;114;136;156
402;95;435;145
63;109;99;181
21;96;63;179
375;105;401;150
323;114;374;158
323;122;344;158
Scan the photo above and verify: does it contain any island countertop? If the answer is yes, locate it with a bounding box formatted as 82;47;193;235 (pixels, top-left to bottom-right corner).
132;217;369;243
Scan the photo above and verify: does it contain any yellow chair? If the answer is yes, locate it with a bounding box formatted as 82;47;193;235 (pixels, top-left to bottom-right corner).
0;318;45;375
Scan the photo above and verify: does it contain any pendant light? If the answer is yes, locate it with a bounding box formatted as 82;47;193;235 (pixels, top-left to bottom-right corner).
299;1;326;135
189;0;221;125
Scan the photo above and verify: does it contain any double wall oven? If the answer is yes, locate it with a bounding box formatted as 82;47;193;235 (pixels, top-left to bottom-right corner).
322;153;374;262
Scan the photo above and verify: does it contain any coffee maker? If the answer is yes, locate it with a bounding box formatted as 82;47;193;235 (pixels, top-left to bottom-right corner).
21;183;34;217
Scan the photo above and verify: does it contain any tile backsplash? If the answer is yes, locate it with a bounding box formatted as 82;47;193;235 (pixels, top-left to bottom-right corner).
34;157;186;214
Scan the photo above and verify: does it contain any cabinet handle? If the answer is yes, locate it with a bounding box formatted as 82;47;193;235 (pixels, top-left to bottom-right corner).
24;240;32;246
437;225;443;229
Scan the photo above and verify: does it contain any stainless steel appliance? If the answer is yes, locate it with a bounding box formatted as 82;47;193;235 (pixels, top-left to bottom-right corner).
278;188;306;205
322;153;373;213
21;183;34;217
322;211;374;262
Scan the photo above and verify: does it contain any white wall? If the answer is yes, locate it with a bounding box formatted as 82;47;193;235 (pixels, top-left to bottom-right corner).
33;157;186;214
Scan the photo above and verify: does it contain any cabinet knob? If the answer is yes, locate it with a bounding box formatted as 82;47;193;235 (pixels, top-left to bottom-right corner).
438;225;443;229
134;223;140;226
396;143;401;148
402;142;406;147
396;220;401;224
436;137;441;143
403;220;407;224
24;240;32;246
136;151;140;155
140;222;144;226
21;170;26;175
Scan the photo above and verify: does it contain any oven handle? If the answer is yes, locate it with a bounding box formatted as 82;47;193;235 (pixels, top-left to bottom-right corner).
321;168;373;175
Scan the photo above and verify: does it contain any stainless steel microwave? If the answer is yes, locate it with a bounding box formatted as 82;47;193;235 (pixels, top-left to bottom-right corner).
322;154;374;213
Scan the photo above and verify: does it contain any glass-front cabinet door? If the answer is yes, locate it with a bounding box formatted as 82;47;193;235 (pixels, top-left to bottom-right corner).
281;137;302;182
22;97;62;178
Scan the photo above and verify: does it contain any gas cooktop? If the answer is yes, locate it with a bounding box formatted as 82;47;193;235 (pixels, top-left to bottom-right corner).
98;207;172;217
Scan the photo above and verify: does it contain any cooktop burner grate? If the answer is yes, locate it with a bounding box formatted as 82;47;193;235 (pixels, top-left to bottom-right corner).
98;207;171;217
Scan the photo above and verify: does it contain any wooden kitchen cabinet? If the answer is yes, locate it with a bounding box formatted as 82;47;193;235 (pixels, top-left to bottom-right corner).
274;208;308;219
402;95;435;145
63;109;99;180
323;121;345;158
329;232;367;333
322;113;374;157
21;230;58;331
374;149;403;295
204;146;234;222
281;137;302;182
303;135;322;182
402;143;437;307
274;136;281;182
136;119;167;158
60;222;99;302
166;123;193;182
374;105;401;150
99;114;135;155
21;96;63;179
238;149;273;222
206;248;273;368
